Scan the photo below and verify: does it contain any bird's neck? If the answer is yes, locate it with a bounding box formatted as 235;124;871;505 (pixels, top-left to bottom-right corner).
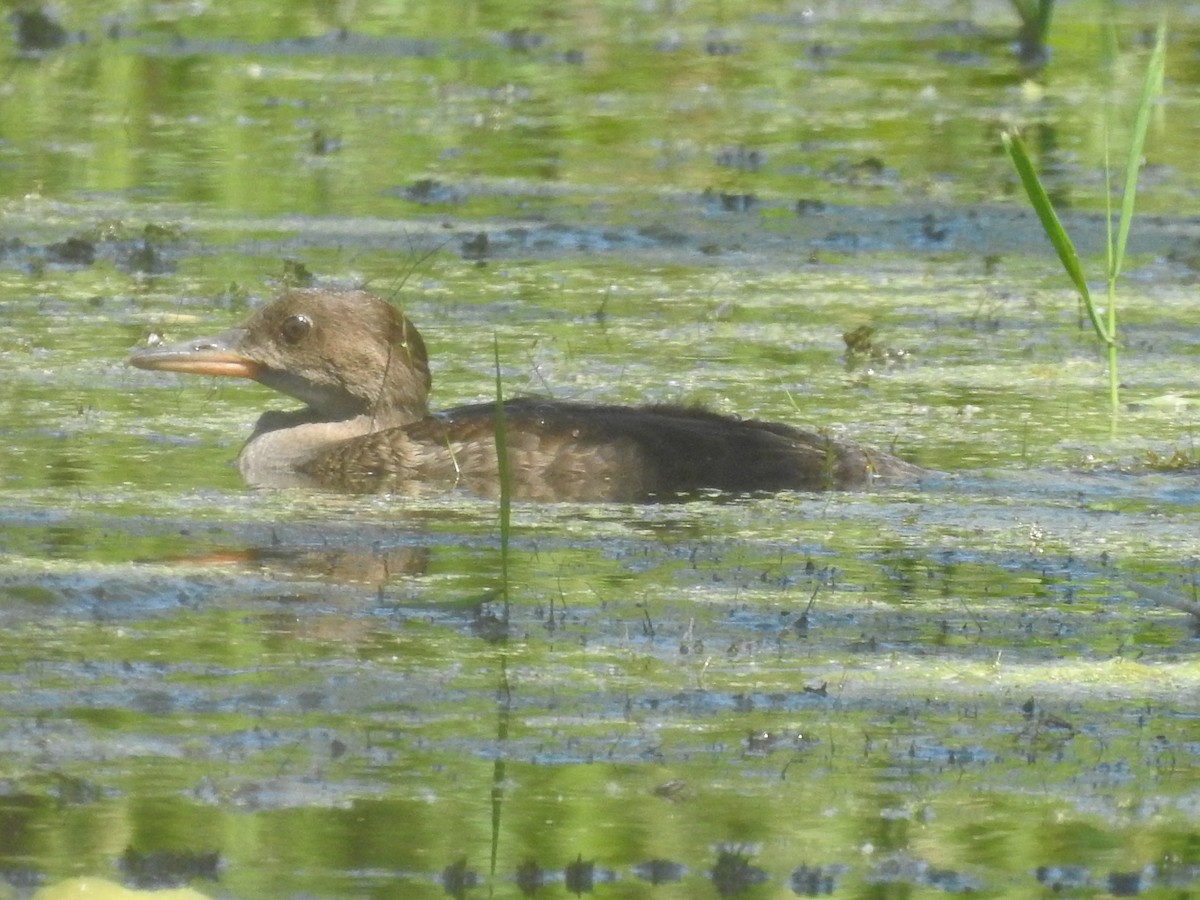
235;406;415;488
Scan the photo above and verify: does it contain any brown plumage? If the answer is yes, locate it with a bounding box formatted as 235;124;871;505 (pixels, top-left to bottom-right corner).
129;289;923;502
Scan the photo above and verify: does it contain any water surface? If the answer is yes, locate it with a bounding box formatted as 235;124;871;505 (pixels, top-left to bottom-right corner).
1;2;1199;897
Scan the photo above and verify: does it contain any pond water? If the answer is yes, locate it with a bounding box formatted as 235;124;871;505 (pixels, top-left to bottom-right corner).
1;1;1199;898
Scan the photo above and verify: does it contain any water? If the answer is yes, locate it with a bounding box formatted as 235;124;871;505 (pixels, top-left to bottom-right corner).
1;2;1199;897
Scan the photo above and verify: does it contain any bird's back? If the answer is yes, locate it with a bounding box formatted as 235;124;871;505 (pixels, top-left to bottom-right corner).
301;397;922;501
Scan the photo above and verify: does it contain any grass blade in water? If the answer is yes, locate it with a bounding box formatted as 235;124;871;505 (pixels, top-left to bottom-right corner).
1001;130;1107;342
1111;20;1167;280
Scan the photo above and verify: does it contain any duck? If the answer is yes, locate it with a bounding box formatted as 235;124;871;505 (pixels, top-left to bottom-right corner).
128;288;923;501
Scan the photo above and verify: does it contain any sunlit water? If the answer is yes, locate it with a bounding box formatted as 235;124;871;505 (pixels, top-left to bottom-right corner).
1;2;1199;898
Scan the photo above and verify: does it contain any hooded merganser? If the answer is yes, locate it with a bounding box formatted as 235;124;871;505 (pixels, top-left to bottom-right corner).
129;289;922;501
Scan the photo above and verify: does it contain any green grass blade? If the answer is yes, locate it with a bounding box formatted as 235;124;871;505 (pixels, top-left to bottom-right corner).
1103;129;1114;275
1009;0;1054;37
1034;0;1054;36
1100;20;1119;75
1001;130;1108;341
1111;20;1166;280
492;334;511;609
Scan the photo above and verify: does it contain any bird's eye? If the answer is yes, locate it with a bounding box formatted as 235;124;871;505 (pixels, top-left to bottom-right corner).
280;314;313;344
